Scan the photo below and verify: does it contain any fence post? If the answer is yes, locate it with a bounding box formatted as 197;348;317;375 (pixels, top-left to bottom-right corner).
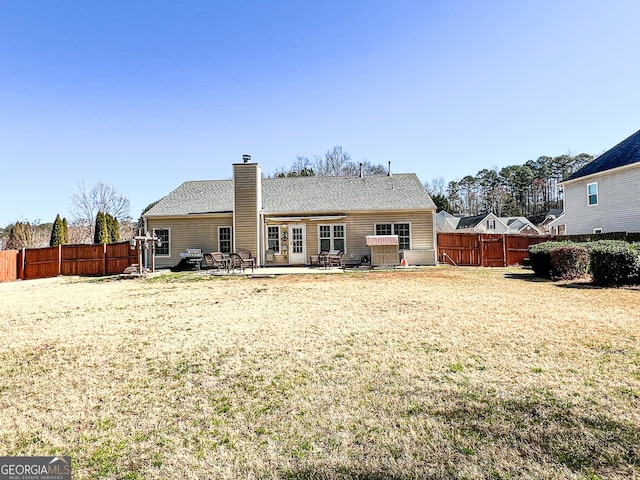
58;244;62;276
20;248;25;279
103;243;107;275
502;234;507;267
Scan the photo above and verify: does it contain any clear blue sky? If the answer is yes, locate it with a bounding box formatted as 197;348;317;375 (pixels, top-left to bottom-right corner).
1;0;639;227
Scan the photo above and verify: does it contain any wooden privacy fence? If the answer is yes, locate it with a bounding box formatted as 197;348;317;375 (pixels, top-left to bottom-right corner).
437;233;552;267
1;242;139;281
0;250;19;283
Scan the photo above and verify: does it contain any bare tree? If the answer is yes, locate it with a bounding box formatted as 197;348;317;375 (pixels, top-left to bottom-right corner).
313;146;353;176
70;182;131;243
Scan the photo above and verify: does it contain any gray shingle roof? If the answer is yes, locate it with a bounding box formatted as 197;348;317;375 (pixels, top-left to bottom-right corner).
565;129;640;181
456;214;487;229
145;180;234;216
145;173;435;217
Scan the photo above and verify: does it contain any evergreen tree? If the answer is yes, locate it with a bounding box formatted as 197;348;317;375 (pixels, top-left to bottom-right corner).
49;214;64;247
62;218;70;244
94;212;108;244
106;214;120;243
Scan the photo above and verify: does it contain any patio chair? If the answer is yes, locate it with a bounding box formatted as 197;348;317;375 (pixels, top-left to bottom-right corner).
230;251;256;272
310;250;329;267
326;250;344;268
203;252;230;272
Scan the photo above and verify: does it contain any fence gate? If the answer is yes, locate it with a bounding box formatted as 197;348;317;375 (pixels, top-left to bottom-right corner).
481;234;505;267
438;233;553;267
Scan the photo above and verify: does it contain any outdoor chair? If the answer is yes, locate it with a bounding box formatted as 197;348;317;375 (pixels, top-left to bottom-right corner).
325;249;344;268
230;251;256;272
203;252;230;272
310;250;329;267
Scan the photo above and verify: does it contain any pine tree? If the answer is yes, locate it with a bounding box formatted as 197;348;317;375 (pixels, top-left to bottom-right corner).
50;214;63;247
62;218;70;244
94;212;108;244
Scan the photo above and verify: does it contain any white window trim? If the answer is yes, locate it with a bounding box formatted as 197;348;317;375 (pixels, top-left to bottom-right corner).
218;226;232;254
593;228;603;234
153;228;171;257
318;223;346;253
374;222;393;236
373;222;411;250
267;225;281;253
587;182;599;206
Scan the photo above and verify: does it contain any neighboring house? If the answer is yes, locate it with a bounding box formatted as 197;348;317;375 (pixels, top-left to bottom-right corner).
541;208;564;234
557;129;640;235
436;212;541;235
144;157;437;268
547;213;566;236
435;211;460;232
503;217;542;235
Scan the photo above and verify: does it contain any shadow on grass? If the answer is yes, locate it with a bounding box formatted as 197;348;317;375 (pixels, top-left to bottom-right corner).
503;272;548;283
504;272;606;290
422;386;640;478
279;470;412;480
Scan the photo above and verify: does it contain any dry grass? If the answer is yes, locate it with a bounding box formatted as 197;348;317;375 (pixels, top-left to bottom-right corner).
0;267;639;479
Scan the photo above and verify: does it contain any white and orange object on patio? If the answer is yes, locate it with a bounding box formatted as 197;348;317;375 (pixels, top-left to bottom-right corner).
366;235;400;267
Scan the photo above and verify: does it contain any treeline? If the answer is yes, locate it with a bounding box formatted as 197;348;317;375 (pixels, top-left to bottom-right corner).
426;153;594;218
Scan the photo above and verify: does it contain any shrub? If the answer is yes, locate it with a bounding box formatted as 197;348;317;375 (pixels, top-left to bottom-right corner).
529;241;571;279
549;245;590;280
590;241;640;286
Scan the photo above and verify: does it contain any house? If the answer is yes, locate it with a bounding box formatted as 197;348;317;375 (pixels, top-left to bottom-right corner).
435;211;460;232
143;157;437;268
436;212;541;235
556;129;640;235
541;208;564;234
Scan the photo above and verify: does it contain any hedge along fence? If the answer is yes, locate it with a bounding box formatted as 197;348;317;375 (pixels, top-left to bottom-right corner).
590;241;640;286
549;245;590;280
529;239;640;285
5;242;139;281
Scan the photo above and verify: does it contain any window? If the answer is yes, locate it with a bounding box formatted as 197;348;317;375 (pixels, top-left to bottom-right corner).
593;228;603;234
375;222;410;250
587;182;598;206
375;223;392;236
319;224;345;252
394;223;410;250
218;226;232;254
487;219;496;230
153;228;169;256
267;226;280;253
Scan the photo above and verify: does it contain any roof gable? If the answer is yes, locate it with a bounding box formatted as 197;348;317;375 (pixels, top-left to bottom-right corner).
565;129;640;181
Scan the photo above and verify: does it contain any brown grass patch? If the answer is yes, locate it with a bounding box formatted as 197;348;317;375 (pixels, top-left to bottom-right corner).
0;267;639;479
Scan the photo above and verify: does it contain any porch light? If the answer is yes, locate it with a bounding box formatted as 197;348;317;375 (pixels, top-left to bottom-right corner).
129;239;136;250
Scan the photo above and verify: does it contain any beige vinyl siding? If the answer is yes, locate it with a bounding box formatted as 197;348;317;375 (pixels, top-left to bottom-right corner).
343;211;435;264
233;163;261;256
295;211;434;264
563;164;640;234
146;215;233;268
263;210;435;265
